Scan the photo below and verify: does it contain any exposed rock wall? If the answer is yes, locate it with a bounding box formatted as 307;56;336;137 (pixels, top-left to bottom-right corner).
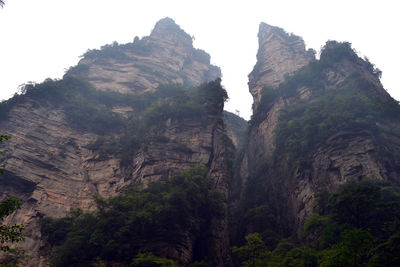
223;111;247;150
245;23;315;170
230;24;315;236
67;17;221;94
281;56;397;231
0;18;231;266
248;23;314;108
239;22;400;238
286;129;399;233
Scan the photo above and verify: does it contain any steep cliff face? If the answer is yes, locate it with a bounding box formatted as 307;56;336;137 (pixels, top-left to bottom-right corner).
288;128;400;225
3;17;399;265
223;111;247;150
278;48;397;230
0;18;231;266
248;23;315;108
67;17;221;94
237;22;400;240
246;24;314;166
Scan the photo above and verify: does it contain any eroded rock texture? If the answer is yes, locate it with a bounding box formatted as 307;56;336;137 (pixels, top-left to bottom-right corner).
67;17;221;94
223;111;247;150
0;18;231;266
248;23;315;108
238;22;400;238
246;24;315;167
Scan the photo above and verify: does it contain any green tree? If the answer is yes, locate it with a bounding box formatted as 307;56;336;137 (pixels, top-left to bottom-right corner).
0;135;24;254
232;233;270;267
318;245;353;267
368;231;400;266
0;197;24;252
131;252;178;267
41;166;224;266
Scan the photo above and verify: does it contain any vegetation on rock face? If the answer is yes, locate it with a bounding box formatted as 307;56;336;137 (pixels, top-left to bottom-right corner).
250;41;385;127
40;166;224;266
130;252;178;267
77;37;157;63
275;73;400;173
246;40;400;196
234;41;400;265
0;48;228;262
0;77;227;165
2;20;399;266
0;196;24;252
230;162;285;250
232;180;400;266
0;135;25;264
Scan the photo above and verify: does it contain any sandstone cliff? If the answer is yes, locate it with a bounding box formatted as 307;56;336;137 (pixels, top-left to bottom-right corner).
246;24;315;165
66;17;221;94
0;18;231;266
248;23;315;108
2;17;399;265
236;22;400;241
223;111;247;150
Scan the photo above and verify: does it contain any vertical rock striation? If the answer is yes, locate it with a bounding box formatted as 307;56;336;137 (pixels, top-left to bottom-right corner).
223;111;247;150
67;17;221;94
247;24;315;166
0;18;232;266
248;23;315;108
237;22;400;240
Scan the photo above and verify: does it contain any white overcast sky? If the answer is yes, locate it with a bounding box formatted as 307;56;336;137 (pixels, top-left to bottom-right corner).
1;0;399;120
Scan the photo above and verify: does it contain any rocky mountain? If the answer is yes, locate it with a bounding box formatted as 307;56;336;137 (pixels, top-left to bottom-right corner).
66;17;221;94
248;23;315;109
235;22;400;244
0;18;232;266
1;17;400;267
223;111;247;150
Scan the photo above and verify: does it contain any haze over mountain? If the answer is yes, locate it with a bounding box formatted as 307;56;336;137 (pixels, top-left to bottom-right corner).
1;17;400;266
1;1;399;120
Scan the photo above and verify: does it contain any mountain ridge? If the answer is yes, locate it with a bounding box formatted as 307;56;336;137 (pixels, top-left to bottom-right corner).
66;17;220;95
1;17;400;266
234;22;400;245
0;18;233;266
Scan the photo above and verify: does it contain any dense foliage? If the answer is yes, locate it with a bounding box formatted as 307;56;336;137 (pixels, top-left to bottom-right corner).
230;161;286;251
40;166;224;266
232;180;400;266
0;135;25;265
234;41;400;266
251;41;384;127
247;41;400;179
80;39;153;61
0;77;227;164
275;73;400;172
77;30;205;65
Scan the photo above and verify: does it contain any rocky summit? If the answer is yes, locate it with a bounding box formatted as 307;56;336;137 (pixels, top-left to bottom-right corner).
66;17;221;94
1;18;400;267
0;18;230;266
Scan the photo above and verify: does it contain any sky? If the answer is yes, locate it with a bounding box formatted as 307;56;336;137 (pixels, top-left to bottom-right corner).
1;0;399;120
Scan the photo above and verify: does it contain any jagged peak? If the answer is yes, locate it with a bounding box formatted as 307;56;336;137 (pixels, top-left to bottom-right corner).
319;40;366;67
258;22;286;36
152;17;179;29
258;22;305;46
149;17;193;45
320;40;383;80
248;22;315;106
